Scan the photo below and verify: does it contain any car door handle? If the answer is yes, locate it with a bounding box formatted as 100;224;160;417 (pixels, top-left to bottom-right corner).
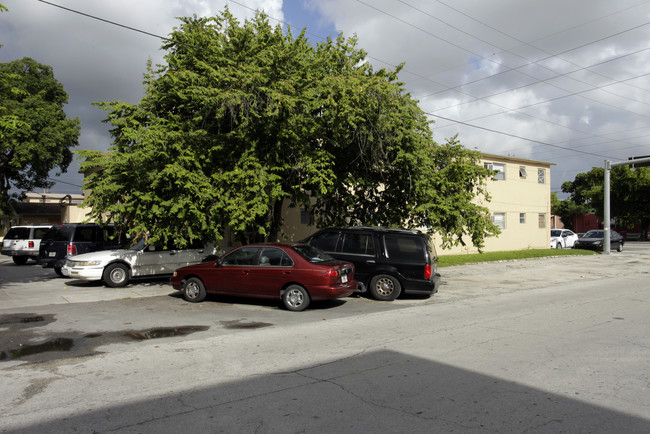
283;271;291;275
366;260;376;263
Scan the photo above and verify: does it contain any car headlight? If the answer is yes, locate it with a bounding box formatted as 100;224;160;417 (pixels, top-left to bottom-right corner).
73;260;102;267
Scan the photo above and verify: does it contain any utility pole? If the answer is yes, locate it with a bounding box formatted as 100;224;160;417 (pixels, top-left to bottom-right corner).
603;156;650;253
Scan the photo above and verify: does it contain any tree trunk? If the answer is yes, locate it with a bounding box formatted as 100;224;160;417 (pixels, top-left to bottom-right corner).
267;198;284;242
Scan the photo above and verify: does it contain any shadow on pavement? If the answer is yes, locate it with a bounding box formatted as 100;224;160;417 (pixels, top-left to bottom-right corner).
3;349;648;433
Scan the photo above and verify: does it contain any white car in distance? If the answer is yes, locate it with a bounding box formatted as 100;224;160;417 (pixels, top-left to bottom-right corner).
550;229;579;249
61;239;215;287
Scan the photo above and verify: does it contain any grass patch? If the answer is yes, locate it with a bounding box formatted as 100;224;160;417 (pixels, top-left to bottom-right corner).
438;248;598;267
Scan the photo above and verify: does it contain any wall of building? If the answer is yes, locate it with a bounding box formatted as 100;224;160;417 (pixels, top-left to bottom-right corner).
274;154;554;255
434;154;553;254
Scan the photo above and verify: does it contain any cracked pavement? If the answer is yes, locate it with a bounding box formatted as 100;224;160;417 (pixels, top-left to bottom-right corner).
1;244;649;432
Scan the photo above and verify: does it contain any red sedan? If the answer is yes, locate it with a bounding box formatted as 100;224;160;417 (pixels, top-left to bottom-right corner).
170;243;358;311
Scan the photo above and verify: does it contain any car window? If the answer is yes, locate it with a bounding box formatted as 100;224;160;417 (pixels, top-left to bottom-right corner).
4;228;30;239
259;247;293;266
307;231;340;252
551;230;561;237
221;247;259;265
341;233;375;256
384;234;425;262
43;225;75;241
99;226;117;243
33;227;50;239
292;245;335;263
74;226;96;242
584;230;603;238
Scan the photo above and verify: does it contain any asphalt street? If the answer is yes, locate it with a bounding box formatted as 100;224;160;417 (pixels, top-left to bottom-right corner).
1;244;649;432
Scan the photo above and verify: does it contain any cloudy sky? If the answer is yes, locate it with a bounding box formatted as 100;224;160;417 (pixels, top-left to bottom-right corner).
2;0;650;197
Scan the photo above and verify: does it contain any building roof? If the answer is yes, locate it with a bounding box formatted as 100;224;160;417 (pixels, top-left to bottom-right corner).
481;153;556;167
11;202;62;216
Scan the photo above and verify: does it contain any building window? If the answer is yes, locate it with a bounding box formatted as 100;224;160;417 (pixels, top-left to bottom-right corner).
493;213;506;229
485;162;505;180
519;166;527;178
300;209;312;225
520;213;526;224
538;213;546;228
538;168;545;184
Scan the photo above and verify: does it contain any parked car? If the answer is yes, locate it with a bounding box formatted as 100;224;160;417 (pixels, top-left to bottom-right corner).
61;239;216;287
1;225;51;265
170;243;357;312
573;229;624;252
301;226;440;301
38;223;126;275
550;229;579;249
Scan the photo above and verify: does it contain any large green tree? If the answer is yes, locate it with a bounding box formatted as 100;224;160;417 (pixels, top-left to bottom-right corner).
550;192;591;232
80;9;498;249
0;57;81;213
562;165;650;238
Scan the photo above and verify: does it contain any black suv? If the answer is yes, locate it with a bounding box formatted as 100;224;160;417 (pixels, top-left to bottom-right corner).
38;223;125;275
302;226;440;301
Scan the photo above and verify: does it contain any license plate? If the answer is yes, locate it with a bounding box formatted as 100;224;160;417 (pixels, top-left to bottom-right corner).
48;251;56;257
342;275;348;283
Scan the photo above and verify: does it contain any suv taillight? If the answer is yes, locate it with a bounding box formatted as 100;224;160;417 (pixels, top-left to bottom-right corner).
28;241;34;248
67;244;77;256
424;264;431;279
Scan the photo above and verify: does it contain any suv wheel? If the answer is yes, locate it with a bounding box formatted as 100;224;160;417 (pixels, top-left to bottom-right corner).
369;274;401;301
12;256;29;265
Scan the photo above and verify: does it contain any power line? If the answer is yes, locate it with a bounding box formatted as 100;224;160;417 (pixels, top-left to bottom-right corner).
33;1;649;168
353;0;650;159
427;112;618;160
36;0;170;41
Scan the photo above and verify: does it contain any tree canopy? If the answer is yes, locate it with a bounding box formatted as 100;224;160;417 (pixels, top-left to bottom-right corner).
80;9;498;249
561;165;650;236
0;57;81;214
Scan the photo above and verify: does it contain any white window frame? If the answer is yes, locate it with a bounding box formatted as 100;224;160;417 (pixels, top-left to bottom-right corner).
485;162;505;180
538;213;546;228
519;166;527;178
520;213;526;224
538;168;545;184
493;212;506;229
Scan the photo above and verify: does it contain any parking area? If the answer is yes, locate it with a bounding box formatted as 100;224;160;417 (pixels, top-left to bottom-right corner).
2;242;650;312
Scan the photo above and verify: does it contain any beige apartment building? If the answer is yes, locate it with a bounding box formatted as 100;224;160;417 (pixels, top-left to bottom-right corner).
431;153;554;254
276;153;555;255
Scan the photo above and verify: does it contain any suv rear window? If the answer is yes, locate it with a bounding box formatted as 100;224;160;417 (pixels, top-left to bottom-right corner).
4;228;31;239
384;234;426;262
73;226;96;242
33;227;50;238
43;225;76;241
